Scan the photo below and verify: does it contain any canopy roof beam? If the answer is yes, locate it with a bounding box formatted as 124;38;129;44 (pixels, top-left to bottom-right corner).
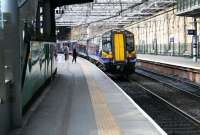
56;0;176;27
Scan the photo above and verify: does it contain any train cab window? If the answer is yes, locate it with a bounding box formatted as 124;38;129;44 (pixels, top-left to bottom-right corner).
102;32;112;53
106;37;111;42
126;35;134;51
102;37;107;45
102;42;111;53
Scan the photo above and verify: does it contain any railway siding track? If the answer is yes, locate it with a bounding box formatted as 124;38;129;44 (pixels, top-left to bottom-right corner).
136;68;200;98
133;81;200;124
132;69;200;122
115;78;200;135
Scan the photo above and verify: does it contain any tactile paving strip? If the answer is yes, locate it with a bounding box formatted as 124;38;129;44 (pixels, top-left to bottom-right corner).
81;64;121;135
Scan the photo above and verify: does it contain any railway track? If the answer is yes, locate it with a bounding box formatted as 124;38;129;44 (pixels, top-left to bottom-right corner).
132;70;200;121
85;56;200;134
113;76;200;135
136;68;200;98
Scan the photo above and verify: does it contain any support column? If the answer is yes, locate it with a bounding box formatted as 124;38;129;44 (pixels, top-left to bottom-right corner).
2;0;21;128
145;23;148;54
50;1;56;41
166;13;170;52
183;17;187;53
178;16;181;56
154;20;157;55
36;0;56;41
172;12;175;56
86;25;90;55
193;17;198;62
137;25;140;52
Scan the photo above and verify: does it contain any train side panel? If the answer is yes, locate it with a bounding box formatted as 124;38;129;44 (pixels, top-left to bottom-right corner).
22;41;56;107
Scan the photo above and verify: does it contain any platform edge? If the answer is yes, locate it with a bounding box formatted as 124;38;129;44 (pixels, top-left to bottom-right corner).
90;60;167;135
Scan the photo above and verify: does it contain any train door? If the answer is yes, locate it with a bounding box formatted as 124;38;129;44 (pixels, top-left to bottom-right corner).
114;33;125;62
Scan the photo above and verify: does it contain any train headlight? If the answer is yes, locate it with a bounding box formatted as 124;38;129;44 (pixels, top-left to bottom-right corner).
106;54;113;59
127;51;136;58
102;51;113;59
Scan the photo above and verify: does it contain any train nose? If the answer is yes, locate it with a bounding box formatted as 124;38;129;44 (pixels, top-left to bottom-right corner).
114;33;125;62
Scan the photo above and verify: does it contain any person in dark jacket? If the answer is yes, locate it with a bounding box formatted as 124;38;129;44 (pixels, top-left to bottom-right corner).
72;48;77;63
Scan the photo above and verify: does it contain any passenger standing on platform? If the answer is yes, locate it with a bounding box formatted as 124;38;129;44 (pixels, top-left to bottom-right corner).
72;48;77;63
64;46;69;61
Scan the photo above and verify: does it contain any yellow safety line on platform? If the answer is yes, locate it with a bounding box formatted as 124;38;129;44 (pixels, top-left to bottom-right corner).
81;64;122;135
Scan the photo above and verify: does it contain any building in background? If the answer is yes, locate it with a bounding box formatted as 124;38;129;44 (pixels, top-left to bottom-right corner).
125;0;200;60
176;0;200;61
177;0;200;16
126;6;200;58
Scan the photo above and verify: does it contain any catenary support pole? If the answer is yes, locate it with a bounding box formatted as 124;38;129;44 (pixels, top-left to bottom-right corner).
193;17;198;62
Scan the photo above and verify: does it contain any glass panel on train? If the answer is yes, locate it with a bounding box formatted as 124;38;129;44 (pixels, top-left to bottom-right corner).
103;42;112;53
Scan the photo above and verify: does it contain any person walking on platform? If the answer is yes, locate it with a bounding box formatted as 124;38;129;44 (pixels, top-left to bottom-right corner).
72;48;77;63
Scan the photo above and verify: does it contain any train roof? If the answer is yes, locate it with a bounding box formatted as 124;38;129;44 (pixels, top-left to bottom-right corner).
82;29;133;41
102;29;133;37
56;40;78;43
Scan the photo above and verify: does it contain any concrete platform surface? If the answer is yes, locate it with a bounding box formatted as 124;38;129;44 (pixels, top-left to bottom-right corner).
137;54;200;70
11;55;166;135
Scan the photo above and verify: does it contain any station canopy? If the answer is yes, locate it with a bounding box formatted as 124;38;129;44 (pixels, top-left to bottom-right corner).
55;0;176;27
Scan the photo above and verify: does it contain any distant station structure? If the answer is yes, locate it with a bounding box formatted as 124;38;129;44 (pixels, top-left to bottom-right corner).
176;0;200;62
124;0;200;62
56;0;200;63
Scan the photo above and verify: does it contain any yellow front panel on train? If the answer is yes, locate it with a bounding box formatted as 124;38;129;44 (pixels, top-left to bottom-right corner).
114;34;125;62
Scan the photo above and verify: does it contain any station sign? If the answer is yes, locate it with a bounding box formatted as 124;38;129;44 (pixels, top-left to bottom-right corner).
187;29;196;35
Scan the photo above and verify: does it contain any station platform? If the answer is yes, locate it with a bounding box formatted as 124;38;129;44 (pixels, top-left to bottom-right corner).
137;54;200;70
11;55;166;135
137;54;200;85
